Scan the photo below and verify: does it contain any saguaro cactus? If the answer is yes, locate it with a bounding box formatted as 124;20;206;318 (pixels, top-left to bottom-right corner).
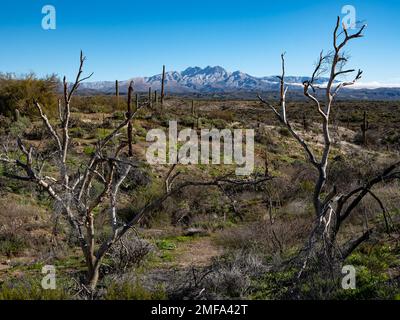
360;111;369;145
127;81;134;157
14;108;21;122
191;100;195;116
148;87;152;108
115;80;119;110
160;65;166;106
302;112;309;131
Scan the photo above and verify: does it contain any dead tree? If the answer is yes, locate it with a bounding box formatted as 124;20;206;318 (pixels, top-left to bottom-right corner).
0;52;271;290
258;18;400;270
127;81;134;157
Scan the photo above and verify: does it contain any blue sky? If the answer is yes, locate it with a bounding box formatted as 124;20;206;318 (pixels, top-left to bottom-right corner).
0;0;399;85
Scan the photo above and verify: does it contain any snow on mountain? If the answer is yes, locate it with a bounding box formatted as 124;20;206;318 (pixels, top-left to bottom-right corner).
78;66;398;95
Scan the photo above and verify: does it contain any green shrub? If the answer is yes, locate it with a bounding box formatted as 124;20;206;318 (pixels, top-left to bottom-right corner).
104;280;166;300
0;278;71;300
278;127;291;137
0;233;27;257
83;145;96;156
156;239;176;250
0;73;58;117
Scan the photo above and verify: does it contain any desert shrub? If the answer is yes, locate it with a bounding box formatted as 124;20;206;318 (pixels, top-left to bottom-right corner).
0;233;26;257
201;251;265;299
0;277;71;300
120;168;151;192
278;126;291;137
206;265;251;298
211;118;227;129
255;129;276;146
69;127;85;138
112;110;125;120
0;73;59;117
0;201;49;257
0;115;11;134
119;180;164;225
215;216;311;258
382;130;400;147
180;115;196;128
334;266;395;300
70;95;115;114
83;145;96;156
250;268;297;299
168;250;265;300
208;110;234;122
155;239;175;250
8;116;31;137
108;235;153;272
23;123;44;140
104;277;166;300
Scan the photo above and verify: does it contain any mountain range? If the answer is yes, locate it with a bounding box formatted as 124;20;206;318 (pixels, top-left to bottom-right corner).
78;66;400;100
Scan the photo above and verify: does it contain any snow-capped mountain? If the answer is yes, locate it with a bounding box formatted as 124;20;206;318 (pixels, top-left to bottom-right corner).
77;66;400;100
78;66;332;94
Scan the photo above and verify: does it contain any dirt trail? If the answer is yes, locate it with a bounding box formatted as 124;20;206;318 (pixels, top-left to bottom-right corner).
174;236;222;268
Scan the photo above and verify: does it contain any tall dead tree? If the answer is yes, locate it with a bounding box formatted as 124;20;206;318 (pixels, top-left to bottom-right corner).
258;18;399;270
127;81;134;157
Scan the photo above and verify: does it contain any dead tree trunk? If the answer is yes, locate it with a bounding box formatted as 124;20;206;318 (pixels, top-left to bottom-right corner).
127;81;134;157
257;18;396;270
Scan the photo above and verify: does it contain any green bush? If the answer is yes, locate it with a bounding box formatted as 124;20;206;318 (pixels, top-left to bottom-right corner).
0;233;27;257
156;239;176;250
0;73;59;117
0;278;71;300
104;280;166;300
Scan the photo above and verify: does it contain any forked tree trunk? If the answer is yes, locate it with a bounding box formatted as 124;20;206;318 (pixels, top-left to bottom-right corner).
87;262;101;291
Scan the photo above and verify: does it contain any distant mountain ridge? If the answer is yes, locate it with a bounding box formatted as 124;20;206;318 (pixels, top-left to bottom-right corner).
77;66;400;100
78;66;332;94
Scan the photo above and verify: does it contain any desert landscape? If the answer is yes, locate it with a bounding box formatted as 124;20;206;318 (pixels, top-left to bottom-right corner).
0;1;399;303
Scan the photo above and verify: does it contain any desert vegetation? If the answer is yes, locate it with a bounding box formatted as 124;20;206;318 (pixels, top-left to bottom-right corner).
0;17;399;300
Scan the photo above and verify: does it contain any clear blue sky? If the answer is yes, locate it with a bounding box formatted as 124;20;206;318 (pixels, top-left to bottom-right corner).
0;0;399;84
